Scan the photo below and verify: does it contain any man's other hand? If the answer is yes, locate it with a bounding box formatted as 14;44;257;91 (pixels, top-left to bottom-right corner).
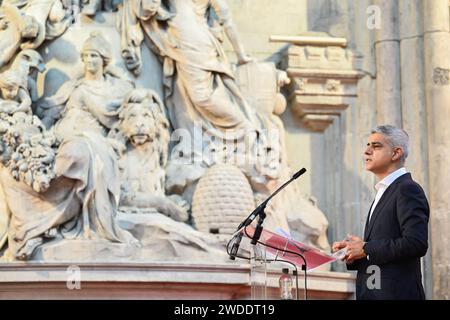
344;234;367;263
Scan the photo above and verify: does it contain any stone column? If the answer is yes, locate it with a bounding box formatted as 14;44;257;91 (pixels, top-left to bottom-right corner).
423;0;450;300
399;0;432;299
374;0;402;126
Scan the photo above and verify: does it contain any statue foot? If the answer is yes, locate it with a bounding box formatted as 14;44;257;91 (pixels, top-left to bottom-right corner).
17;237;43;260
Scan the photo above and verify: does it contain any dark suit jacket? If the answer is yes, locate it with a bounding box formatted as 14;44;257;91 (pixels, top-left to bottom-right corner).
347;173;429;300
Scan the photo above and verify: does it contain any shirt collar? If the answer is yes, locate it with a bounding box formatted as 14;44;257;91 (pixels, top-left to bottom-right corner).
375;167;407;191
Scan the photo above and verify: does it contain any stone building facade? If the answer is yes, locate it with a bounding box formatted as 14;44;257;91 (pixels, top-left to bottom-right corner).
224;0;449;299
0;0;448;300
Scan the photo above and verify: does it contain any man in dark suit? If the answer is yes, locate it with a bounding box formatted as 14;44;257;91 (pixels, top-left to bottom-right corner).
332;125;429;300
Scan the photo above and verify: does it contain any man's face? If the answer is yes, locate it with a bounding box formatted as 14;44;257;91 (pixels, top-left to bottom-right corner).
364;133;398;175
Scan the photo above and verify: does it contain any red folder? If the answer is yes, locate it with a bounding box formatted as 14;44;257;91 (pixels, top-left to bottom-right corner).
244;225;336;271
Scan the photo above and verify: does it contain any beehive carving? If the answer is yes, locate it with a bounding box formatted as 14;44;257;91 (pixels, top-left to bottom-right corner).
192;164;256;235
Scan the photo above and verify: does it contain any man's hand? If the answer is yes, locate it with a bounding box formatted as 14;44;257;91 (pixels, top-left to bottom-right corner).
332;240;347;253
344;234;367;264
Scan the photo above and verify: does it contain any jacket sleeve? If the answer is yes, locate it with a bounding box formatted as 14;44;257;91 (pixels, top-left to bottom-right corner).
363;182;429;265
346;259;364;271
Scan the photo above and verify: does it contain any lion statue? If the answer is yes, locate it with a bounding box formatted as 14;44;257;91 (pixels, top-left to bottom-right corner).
109;89;189;222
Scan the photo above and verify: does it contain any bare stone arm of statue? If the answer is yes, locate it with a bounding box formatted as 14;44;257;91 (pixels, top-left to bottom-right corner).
209;0;253;65
118;0;254;75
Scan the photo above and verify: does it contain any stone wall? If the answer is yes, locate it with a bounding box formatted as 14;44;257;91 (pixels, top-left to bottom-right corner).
226;0;450;299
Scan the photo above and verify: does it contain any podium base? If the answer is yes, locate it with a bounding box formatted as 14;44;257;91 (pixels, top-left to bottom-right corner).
0;262;355;299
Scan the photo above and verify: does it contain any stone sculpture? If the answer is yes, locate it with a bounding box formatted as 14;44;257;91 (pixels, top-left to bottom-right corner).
0;49;44;115
8;49;45;104
0;0;332;262
110;88;189;222
81;0;121;16
37;31;134;136
3;0;72;50
192;164;255;235
0;4;40;69
118;0;281;202
0;32;139;261
0;70;32;115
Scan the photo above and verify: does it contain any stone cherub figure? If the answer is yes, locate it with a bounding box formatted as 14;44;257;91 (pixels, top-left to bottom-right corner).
0;49;45;116
109;89;189;222
0;70;32;115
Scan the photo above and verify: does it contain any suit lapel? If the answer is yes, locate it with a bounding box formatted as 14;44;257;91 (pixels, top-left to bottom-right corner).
364;173;411;241
363;199;375;238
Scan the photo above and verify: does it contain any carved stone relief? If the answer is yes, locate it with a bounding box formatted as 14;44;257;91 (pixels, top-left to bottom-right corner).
0;0;331;263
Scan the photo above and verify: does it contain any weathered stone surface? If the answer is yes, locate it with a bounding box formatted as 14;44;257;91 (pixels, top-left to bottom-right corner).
423;0;450;300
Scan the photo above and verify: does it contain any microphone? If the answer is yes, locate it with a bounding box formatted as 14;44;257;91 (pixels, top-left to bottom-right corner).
237;168;307;230
293;167;306;179
229;231;243;260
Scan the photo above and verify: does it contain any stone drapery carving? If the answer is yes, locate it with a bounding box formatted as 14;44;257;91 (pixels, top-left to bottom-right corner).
0;1;332;262
0;32;139;261
118;0;256;131
3;0;72;50
37;31;134;136
117;0;330;250
118;0;287;218
0;4;40;69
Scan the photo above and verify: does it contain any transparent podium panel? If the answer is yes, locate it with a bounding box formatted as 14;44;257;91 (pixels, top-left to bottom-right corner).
250;242;267;300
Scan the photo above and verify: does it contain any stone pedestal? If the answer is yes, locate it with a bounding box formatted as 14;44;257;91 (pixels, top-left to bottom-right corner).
0;262;355;300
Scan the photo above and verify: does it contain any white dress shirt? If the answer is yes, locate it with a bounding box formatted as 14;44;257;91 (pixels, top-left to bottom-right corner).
368;167;408;222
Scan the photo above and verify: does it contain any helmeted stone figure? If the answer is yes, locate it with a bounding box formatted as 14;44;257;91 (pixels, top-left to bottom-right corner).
0;32;139;261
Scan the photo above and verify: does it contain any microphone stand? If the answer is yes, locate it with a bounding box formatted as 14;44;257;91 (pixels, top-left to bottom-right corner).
250;205;266;245
227;168;309;299
228;168;307;259
237;168;306;230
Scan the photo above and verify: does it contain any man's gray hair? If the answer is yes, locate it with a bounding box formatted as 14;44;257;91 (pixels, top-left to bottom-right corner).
371;125;410;164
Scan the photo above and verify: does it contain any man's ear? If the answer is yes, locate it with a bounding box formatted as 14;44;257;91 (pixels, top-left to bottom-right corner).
392;147;404;161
